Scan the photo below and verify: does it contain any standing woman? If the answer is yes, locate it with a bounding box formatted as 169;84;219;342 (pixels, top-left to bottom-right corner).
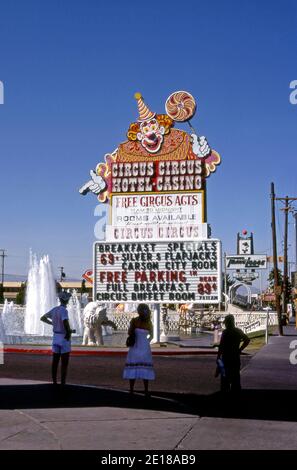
123;303;155;396
40;291;73;386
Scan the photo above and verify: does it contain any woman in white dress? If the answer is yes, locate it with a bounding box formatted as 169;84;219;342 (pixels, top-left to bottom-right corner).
123;304;155;396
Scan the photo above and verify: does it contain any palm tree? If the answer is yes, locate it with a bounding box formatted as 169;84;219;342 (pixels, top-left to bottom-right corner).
268;268;283;290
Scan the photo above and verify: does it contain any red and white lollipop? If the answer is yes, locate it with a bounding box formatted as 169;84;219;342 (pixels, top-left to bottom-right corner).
165;91;197;122
165;90;212;160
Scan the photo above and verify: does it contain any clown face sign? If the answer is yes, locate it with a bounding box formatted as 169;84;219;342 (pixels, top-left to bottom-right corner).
137;118;165;153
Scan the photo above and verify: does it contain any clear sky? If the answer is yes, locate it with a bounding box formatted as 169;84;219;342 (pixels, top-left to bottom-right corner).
0;0;296;285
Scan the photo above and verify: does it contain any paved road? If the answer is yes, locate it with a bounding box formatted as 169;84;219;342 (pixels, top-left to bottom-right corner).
0;353;250;395
1;328;297;450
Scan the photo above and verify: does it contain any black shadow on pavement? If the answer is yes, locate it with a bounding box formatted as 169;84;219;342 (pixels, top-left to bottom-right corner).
1;384;297;423
152;389;297;422
0;384;191;414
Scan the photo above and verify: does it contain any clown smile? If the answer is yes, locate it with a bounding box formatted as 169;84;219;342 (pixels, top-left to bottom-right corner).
142;133;163;153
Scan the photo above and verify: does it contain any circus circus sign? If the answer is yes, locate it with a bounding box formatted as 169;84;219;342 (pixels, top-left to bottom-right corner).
111;159;203;194
79;91;221;207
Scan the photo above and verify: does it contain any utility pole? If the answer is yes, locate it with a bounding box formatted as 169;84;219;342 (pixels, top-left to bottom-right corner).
270;183;283;335
294;212;297;271
275;195;297;317
283;197;289;315
0;249;6;285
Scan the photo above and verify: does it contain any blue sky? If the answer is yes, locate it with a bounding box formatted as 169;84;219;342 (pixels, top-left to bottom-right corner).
0;0;296;285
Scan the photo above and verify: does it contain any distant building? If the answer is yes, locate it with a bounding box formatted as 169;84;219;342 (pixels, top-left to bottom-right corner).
1;279;92;302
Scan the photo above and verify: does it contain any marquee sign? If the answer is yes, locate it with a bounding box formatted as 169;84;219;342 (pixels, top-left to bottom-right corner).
226;255;267;270
107;191;207;241
106;223;209;242
111;192;204;227
93;240;221;304
233;272;259;284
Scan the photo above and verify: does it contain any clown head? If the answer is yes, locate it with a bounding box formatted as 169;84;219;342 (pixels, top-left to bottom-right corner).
137;117;165;153
134;92;165;153
126;93;174;153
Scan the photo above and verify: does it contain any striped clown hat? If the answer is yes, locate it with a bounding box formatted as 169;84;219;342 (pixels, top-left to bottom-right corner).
134;92;155;122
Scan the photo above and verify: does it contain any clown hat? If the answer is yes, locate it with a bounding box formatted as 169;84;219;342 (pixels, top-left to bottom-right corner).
134;92;155;122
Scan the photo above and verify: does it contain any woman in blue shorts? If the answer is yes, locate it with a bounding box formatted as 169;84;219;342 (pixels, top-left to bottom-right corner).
40;291;74;386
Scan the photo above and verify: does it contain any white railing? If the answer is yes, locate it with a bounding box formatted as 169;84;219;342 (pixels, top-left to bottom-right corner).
107;310;279;333
0;306;279;335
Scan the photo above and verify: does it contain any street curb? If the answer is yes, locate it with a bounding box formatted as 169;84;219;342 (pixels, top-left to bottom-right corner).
3;347;218;357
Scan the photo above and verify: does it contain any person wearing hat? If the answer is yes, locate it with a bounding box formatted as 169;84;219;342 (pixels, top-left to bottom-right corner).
40;291;74;386
217;314;250;393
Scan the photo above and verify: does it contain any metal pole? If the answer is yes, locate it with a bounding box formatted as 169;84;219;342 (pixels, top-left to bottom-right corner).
259;271;263;308
283;197;289;315
224;252;227;312
0;249;6;285
271;183;283;335
152;303;160;343
265;309;269;344
294;213;297;271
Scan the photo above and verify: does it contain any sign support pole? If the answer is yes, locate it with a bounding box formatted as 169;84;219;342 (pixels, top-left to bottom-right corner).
265;309;269;344
152;303;160;344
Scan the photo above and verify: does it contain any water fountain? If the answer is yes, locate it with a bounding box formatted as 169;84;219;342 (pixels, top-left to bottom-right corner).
0;307;7;344
0;252;85;345
67;289;83;336
24;253;57;336
2;300;18;334
1;300;24;343
0;250;122;346
81;293;89;308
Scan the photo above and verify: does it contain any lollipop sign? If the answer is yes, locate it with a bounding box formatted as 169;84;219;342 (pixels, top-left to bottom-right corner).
165;91;197;122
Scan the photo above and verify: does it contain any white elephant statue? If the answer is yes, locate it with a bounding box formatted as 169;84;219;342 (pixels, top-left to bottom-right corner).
82;301;117;346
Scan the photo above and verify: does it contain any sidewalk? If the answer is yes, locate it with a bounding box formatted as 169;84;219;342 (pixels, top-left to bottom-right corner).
1;325;297;450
